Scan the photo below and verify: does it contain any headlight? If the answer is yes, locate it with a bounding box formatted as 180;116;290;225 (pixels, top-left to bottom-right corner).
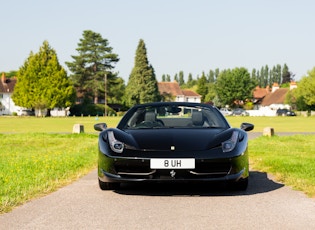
108;131;124;153
222;131;239;153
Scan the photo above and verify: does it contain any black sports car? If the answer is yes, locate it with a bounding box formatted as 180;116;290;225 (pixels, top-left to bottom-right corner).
94;102;254;190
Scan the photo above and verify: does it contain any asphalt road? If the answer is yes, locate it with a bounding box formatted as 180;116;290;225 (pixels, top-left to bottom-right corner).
1;132;315;230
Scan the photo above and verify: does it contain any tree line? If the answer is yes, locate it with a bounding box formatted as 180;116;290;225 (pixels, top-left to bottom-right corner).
3;29;315;115
162;63;293;89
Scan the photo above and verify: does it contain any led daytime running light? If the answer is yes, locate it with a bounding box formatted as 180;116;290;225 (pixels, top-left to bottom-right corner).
222;131;239;153
108;131;124;153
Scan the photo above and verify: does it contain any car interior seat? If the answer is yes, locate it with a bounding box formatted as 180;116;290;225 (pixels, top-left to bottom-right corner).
192;111;204;126
145;111;157;123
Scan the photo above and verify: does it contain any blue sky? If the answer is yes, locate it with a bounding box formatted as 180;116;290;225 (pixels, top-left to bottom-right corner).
1;0;315;82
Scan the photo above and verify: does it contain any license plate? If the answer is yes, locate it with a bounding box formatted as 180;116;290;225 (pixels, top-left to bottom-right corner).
150;158;195;169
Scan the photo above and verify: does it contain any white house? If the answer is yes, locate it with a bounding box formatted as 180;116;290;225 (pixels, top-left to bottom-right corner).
158;81;201;103
0;74;23;115
249;82;298;116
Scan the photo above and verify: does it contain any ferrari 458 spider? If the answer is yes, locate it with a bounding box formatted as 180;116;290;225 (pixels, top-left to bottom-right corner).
94;102;254;190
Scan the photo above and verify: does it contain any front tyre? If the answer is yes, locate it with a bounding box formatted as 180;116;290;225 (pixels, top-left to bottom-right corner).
98;179;120;190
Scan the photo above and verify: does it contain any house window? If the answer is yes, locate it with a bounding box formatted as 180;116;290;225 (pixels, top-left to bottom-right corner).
76;98;83;103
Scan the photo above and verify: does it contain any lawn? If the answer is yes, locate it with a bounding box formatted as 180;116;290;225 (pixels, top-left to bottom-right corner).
0;133;97;214
0;115;315;214
1;115;315;133
0;116;120;133
226;116;315;132
249;135;315;197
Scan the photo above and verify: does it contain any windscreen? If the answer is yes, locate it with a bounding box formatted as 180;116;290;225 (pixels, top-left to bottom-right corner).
122;104;229;129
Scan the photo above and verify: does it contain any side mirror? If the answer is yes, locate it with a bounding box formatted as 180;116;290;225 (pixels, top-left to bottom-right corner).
240;123;254;132
94;123;107;131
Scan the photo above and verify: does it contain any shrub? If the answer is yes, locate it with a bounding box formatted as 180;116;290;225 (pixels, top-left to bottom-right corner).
116;111;126;117
70;104;116;116
244;101;254;110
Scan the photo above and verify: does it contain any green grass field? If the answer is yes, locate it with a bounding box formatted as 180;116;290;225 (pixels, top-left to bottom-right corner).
0;133;97;214
227;116;315;132
0;116;120;133
1;115;315;133
0;115;315;214
249;135;315;197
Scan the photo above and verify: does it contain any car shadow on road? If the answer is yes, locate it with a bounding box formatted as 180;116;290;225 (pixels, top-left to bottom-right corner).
114;171;284;197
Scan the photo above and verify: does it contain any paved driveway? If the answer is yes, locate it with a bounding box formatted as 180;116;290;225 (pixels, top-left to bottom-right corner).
1;132;315;229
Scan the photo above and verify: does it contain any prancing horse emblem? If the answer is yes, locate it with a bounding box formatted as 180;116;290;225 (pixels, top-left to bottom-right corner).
170;170;176;178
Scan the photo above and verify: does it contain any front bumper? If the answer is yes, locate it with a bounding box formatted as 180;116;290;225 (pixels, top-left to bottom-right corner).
98;150;249;183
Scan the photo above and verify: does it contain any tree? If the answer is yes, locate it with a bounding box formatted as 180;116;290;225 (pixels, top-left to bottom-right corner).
174;73;178;82
104;72;125;104
124;39;161;107
196;72;208;102
269;66;276;85
251;68;258;86
66;30;119;104
4;70;17;78
215;67;255;107
12;41;75;116
214;68;220;79
264;65;269;87
160;92;174;102
275;64;282;84
161;74;166;81
178;71;185;86
282;63;291;84
185;73;197;88
208;70;215;83
204;83;216;103
166;74;171;82
295;67;315;108
285;89;297;110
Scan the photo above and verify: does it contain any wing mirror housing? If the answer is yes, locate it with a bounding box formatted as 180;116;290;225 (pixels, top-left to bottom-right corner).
240;123;254;132
94;123;107;131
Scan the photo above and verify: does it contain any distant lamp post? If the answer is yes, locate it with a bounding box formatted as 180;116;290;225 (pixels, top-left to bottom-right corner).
104;72;107;117
7;88;10;114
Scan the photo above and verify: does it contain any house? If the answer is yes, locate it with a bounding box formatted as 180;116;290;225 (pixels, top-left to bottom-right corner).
158;81;201;103
252;85;270;109
250;82;297;116
181;89;202;103
0;73;22;115
261;82;297;109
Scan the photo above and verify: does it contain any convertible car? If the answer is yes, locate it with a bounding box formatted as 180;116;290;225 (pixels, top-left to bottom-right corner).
94;102;254;190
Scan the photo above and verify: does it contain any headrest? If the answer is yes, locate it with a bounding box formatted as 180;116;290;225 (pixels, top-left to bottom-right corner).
145;111;156;122
192;111;204;126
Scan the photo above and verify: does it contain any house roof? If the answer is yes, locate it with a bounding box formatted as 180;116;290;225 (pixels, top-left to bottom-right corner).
158;81;184;96
0;73;17;93
261;88;289;106
253;86;270;99
182;89;200;97
157;81;201;98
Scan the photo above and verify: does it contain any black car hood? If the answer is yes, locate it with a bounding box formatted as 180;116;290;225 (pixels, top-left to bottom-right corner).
118;128;232;151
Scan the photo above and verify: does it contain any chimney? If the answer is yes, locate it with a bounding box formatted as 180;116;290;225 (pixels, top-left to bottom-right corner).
271;83;279;93
1;73;5;83
266;85;270;93
290;81;297;90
